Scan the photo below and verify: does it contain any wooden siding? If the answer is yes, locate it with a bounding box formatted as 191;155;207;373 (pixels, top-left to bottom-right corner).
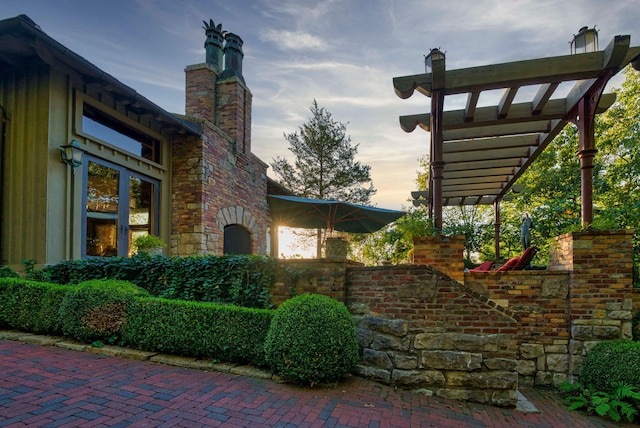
1;65;51;268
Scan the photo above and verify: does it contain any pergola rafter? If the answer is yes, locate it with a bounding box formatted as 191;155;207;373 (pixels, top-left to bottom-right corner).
393;30;640;257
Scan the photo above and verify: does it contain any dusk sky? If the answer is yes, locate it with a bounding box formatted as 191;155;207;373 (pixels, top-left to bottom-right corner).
3;0;639;210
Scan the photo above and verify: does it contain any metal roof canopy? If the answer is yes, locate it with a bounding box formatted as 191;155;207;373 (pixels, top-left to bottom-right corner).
393;31;640;239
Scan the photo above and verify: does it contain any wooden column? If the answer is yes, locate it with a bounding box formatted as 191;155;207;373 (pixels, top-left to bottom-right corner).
430;90;444;230
571;75;609;226
429;54;446;231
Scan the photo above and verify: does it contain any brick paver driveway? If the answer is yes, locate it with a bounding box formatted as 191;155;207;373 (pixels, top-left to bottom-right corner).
0;338;633;427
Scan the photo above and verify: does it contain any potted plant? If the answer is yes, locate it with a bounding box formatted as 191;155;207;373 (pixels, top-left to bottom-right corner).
133;234;166;256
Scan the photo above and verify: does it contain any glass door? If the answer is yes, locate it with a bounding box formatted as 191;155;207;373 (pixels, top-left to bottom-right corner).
83;158;159;258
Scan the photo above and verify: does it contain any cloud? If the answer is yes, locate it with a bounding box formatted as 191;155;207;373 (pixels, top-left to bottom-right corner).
261;29;328;51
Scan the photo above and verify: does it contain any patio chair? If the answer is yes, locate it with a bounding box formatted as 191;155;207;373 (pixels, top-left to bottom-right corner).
468;261;495;272
468;246;539;272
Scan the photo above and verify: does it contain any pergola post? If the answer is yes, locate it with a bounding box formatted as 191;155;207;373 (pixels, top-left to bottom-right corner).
430;90;444;231
427;49;446;231
493;200;501;260
572;75;610;226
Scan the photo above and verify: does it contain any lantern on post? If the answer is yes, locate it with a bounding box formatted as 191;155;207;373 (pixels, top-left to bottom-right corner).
424;48;445;74
571;26;599;54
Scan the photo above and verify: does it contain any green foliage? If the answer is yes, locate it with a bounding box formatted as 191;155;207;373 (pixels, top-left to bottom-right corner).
58;280;149;343
121;298;273;366
633;311;640;342
264;294;359;385
0;278;71;333
560;381;640;423
133;234;167;254
43;255;275;308
21;259;50;282
0;266;20;278
581;340;640;392
350;207;433;265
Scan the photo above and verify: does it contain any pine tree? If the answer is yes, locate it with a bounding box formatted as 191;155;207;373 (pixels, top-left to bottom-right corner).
271;100;375;257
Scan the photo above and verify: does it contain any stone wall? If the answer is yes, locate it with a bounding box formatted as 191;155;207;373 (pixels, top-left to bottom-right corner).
346;265;520;407
272;230;635;407
465;270;572;387
549;230;634;378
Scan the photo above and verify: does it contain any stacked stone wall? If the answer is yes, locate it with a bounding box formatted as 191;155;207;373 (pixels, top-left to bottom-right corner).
346;265;520;406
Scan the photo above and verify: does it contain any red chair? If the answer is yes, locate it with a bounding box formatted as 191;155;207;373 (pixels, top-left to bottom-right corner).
496;246;538;272
468;261;495;272
469;246;539;272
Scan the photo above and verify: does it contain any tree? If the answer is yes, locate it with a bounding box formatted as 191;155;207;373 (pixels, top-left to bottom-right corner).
271;100;375;257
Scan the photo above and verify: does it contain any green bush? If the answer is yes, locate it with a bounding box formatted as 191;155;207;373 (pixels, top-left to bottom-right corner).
121;298;273;366
44;255;274;308
0;266;20;278
58;280;149;344
0;278;71;334
264;294;359;385
581;340;640;392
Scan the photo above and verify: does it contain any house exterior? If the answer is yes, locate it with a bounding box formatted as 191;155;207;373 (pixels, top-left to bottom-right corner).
0;14;272;270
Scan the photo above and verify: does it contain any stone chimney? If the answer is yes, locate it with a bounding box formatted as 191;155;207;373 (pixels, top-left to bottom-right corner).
185;19;252;152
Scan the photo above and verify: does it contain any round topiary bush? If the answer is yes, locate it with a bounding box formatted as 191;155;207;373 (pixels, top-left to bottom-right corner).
59;279;149;343
264;294;359;385
581;340;640;392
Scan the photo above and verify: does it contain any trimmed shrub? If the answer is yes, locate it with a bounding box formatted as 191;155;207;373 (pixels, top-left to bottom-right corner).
0;278;71;334
581;340;640;392
264;294;359;385
121;298;273;366
58;280;149;343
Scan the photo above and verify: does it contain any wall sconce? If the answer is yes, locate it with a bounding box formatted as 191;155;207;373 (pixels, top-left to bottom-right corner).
424;48;445;74
571;26;599;54
59;140;83;168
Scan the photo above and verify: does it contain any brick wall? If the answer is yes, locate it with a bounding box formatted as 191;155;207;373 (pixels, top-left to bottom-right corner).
412;236;465;283
274;230;635;406
346;264;520;406
172;53;269;256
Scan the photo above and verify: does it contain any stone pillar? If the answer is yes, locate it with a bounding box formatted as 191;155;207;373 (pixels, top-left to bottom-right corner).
412;235;465;283
550;230;634;378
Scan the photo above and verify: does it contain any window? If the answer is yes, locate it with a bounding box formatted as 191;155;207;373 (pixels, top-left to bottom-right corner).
84;158;159;258
223;224;252;254
82;103;160;162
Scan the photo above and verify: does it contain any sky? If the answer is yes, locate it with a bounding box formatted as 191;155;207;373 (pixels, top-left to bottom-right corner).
2;0;639;211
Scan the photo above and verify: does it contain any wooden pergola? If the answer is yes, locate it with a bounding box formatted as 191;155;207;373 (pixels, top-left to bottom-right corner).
393;29;640;258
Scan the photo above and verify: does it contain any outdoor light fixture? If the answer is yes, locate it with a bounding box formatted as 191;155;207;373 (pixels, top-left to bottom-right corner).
59;140;83;168
424;48;445;73
571;26;599;54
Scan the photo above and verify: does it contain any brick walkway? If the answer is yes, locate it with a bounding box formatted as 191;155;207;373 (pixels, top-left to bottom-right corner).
0;337;633;427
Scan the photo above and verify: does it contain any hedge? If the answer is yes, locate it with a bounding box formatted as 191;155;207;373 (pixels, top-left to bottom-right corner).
43;255;274;308
0;278;273;366
0;278;71;334
121;298;273;366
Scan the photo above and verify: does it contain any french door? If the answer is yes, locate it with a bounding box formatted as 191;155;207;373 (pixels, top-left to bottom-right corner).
82;157;159;258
